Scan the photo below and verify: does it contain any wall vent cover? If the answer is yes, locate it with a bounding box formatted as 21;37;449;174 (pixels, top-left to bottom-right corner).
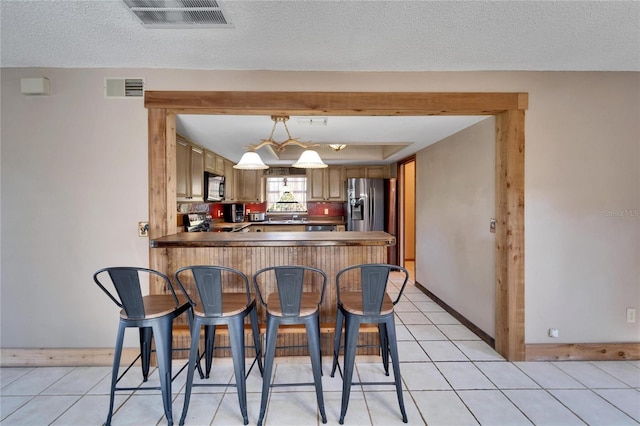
263;167;307;176
105;78;145;98
123;0;233;28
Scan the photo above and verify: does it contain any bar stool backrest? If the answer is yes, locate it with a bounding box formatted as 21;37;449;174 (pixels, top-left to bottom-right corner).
359;265;391;315
274;267;305;316
336;263;409;315
175;265;251;317
254;265;327;317
94;267;178;320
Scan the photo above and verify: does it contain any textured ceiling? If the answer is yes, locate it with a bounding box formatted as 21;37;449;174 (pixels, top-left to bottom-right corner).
2;1;638;165
2;1;638;71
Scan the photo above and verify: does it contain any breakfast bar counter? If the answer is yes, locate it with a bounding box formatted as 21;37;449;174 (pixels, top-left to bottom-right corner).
151;230;394;248
150;231;395;356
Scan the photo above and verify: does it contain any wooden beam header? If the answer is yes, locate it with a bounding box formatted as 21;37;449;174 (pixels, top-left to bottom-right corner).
145;91;528;116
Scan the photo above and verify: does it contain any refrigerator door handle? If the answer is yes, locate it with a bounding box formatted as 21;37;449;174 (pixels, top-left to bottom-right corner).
369;186;375;229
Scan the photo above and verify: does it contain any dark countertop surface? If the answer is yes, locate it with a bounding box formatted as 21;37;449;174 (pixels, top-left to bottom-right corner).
209;218;345;232
151;231;395;248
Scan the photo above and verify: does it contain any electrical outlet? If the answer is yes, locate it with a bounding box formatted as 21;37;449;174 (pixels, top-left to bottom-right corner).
627;308;636;323
548;328;559;338
138;222;149;237
324;208;329;215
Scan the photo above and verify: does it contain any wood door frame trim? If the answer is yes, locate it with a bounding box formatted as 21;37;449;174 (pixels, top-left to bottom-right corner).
145;90;528;361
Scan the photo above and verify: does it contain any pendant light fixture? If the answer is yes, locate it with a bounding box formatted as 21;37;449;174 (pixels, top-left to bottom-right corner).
233;151;268;170
234;116;327;169
292;150;327;168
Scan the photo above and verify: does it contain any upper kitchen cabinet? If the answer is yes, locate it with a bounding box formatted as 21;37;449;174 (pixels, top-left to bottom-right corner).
237;169;264;202
176;135;204;201
223;159;237;201
344;165;390;179
205;150;225;176
308;166;345;201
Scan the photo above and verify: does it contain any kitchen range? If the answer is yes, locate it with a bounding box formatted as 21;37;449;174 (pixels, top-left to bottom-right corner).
183;212;250;233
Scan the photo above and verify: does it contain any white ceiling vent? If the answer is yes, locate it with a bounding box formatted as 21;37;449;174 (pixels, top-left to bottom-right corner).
123;0;233;28
105;78;144;98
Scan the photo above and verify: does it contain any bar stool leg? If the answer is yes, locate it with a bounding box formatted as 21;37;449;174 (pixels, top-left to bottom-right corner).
257;315;279;426
179;317;203;426
204;325;215;378
152;317;174;426
139;327;153;381
378;323;390;376
330;309;344;377
106;321;126;426
385;317;408;423
249;305;264;375
228;317;249;425
339;316;361;425
305;315;327;423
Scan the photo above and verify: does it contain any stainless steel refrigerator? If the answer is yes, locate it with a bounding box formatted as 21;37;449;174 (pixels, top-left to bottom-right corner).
346;178;397;264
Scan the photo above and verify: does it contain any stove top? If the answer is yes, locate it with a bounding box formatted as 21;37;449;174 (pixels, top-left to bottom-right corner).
183;213;212;232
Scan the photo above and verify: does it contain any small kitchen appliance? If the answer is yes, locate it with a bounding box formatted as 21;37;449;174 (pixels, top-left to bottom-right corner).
223;203;245;223
204;172;225;202
248;212;266;222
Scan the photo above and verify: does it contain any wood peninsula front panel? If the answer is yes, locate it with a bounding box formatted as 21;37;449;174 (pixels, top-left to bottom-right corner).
151;231;395;357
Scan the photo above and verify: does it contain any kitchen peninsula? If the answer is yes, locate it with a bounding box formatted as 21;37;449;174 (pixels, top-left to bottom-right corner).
150;230;395;354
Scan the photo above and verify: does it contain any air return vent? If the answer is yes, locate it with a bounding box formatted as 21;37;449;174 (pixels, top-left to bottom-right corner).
123;0;233;28
263;167;307;177
105;78;144;98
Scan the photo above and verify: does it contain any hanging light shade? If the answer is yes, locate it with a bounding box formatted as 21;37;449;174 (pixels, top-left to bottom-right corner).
292;150;327;168
233;151;269;170
329;144;347;151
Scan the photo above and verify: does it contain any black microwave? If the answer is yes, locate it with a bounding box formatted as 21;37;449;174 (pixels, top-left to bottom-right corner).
204;172;225;202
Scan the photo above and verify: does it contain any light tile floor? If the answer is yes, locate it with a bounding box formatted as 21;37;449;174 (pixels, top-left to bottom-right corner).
1;271;639;425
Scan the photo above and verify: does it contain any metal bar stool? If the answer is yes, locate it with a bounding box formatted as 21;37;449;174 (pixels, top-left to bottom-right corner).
93;267;194;426
253;265;328;426
174;265;263;425
330;263;410;424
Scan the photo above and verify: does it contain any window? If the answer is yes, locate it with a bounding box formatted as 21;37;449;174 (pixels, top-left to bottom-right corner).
265;177;307;212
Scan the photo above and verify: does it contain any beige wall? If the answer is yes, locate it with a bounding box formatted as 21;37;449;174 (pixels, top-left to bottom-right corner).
416;118;496;337
1;69;638;349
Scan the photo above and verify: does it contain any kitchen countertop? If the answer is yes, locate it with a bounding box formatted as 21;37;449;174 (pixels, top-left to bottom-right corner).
209;217;346;232
150;231;395;248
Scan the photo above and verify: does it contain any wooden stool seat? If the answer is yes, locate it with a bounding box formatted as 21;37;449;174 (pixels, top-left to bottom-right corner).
265;292;321;317
192;293;256;318
339;292;394;316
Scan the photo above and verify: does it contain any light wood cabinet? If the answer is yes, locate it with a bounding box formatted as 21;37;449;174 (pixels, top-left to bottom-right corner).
344;166;364;179
205;150;225;175
237;169;264;202
344;165;390;179
176;137;204;201
307;166;345;201
223;159;237;201
364;165;389;178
